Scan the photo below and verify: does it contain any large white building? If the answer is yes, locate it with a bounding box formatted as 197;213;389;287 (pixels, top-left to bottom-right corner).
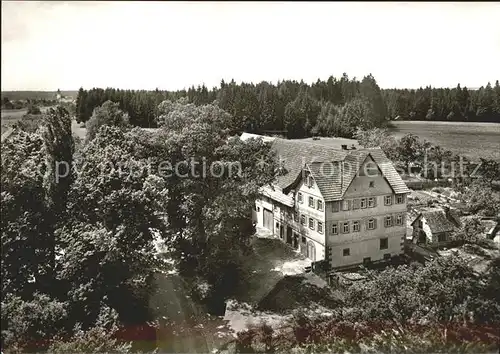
242;133;410;270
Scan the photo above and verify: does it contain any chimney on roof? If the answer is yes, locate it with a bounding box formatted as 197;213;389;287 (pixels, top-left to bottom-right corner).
341;144;348;150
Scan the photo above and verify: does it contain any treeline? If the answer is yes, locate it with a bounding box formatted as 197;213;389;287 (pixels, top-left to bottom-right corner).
75;74;389;138
75;76;500;138
1;97;58;110
384;82;500;122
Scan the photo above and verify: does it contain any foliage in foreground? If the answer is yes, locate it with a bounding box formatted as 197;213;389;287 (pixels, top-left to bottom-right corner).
232;321;498;354
2;99;499;353
1;100;277;352
1;107;164;352
231;255;500;353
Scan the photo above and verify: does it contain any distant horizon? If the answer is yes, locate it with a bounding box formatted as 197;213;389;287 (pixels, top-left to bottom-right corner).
2;2;499;92
0;80;493;94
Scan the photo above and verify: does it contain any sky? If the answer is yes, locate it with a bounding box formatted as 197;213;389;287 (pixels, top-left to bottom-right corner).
2;1;500;91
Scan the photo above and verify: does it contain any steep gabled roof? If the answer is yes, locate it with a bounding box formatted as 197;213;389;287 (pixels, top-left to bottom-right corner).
412;209;457;234
307;161;343;201
270;138;347;190
301;149;409;201
340;150;371;196
367;148;410;194
239;134;410;201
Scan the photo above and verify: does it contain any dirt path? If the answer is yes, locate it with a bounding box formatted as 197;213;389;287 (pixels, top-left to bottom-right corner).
150;272;233;353
71;119;86;139
148;233;316;353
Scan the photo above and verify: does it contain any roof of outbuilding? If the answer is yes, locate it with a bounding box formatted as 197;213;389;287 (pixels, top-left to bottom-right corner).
260;185;294;207
412;209;457;234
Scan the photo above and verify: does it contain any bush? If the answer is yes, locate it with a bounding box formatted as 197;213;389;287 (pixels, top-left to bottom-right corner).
475;237;499;250
13;114;41;133
47;326;132;354
47;303;132;354
26;105;42;115
1;294;68;353
464;244;491;258
85;101;129;142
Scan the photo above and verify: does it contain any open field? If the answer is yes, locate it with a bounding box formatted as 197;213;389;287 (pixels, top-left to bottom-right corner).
1;108;86;140
2;109;34;134
389;121;500;162
1;107;55;134
1;108;29;120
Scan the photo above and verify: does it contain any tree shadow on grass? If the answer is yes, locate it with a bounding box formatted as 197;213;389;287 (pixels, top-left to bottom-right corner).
235;237;306;304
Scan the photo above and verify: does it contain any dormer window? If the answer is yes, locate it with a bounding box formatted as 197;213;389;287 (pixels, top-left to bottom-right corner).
307;175;313;188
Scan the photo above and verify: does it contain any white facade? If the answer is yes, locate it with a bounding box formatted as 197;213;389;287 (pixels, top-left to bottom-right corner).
254;155;408;269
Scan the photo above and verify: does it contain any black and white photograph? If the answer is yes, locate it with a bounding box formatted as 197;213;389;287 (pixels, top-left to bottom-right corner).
1;1;500;353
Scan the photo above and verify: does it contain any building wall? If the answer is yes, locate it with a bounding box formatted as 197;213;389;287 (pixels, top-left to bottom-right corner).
325;156;407;268
255;193;326;262
328;228;403;268
255;197;274;230
423;218;435;243
412;216;423;242
412;215;431;244
293;172;326;261
254;155;408;268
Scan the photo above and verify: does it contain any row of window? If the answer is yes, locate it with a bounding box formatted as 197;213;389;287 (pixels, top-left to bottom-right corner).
296;214;325;234
297;194;406;213
333;197;376;212
331;214;405;235
384;194;405;206
292;213;404;235
297;193;324;211
332;194;405;212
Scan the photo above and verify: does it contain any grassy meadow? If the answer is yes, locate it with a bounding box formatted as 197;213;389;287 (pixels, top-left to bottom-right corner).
1;107;54;134
1;109;32;134
297;121;500;162
388;121;500;162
